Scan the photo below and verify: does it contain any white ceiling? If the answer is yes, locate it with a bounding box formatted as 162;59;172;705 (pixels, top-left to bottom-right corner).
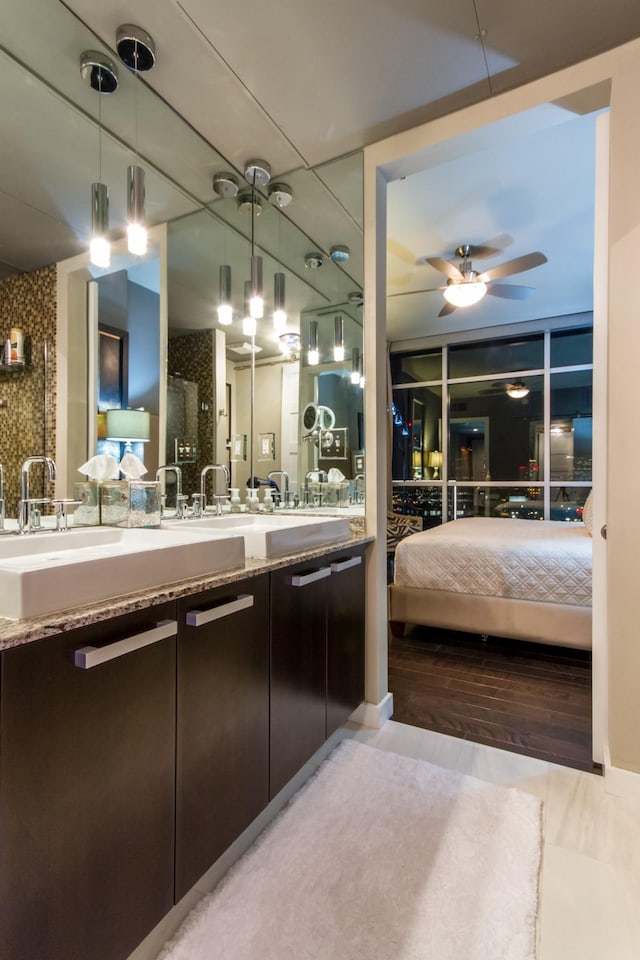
3;0;640;345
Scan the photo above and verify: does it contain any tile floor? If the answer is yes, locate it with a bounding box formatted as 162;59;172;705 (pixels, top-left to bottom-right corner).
130;719;640;960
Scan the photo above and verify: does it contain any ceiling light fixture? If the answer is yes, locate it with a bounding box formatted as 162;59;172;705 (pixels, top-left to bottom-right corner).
351;347;361;385
244;159;270;322
506;382;530;399
273;272;287;333
334;315;345;362
443;279;487;307
80;51;118;269
242;280;256;337
117;25;155;257
217;263;233;325
212;171;239;199
305;252;324;269
329;244;350;263
268;182;293;208
308;320;319;366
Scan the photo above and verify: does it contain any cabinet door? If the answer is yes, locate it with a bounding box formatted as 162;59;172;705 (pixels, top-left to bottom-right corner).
0;603;177;960
270;559;330;798
326;545;366;737
175;574;269;900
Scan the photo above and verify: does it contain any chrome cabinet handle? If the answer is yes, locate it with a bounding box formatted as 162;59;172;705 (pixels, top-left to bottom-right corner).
330;556;362;573
74;619;177;669
289;567;331;587
185;593;254;627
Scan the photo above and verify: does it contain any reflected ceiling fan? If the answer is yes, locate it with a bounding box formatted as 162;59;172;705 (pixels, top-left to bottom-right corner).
391;243;548;317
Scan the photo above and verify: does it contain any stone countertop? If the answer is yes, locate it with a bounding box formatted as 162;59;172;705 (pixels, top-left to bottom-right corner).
0;529;373;652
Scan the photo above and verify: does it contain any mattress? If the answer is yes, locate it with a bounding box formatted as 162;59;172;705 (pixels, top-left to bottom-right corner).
394;516;592;607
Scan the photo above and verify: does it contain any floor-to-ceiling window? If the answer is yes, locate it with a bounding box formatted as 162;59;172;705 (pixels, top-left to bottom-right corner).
391;325;592;524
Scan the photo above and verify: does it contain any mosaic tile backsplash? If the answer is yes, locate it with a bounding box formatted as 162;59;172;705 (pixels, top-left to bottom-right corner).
0;265;57;517
167;330;214;500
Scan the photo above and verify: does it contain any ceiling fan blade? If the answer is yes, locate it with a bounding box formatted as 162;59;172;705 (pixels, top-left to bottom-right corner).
425;257;464;280
438;300;457;318
467;233;514;259
486;283;536;301
478;252;547;282
388;286;443;298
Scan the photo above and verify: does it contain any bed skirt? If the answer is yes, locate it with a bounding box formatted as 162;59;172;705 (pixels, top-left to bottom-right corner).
388;583;592;650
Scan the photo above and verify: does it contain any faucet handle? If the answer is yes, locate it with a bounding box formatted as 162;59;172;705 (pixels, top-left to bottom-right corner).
51;498;83;531
176;494;189;519
191;493;204;517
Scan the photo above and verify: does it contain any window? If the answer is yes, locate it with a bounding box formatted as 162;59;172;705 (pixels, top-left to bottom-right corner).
392;326;592;522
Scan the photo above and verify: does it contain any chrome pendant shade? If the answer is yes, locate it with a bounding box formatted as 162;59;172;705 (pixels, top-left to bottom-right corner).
127;165;147;255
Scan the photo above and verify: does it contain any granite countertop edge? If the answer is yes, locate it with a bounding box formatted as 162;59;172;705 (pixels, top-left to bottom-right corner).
0;531;374;651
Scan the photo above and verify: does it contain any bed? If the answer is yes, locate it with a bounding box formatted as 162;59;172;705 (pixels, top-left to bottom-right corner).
388;515;592;650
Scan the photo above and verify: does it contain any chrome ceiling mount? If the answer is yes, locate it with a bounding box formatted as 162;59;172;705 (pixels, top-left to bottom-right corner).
79;51;119;93
237;190;262;215
268;182;293;208
213;171;239;199
243;159;271;188
329;244;350;263
115;24;156;71
304;252;324;269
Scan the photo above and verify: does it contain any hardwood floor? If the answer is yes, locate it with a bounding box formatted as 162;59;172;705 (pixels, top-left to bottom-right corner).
388;625;594;772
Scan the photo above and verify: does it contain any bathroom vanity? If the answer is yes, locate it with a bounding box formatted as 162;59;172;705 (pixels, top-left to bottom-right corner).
0;531;368;960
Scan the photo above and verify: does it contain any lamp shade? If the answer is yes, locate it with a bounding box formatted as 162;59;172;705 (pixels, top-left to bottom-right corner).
105;408;151;442
443;281;487;307
427;451;443;469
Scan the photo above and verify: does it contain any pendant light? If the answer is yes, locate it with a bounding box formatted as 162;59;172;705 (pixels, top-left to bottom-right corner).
273;272;287;332
218;264;233;325
333;314;345;362
308;320;319;365
243;280;257;337
351;347;361;385
244;160;270;322
116;25;156;257
80;51;119;268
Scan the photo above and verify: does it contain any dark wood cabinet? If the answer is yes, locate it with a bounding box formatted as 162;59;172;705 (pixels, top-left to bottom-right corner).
175;574;270;900
270;543;367;797
326;544;366;737
0;602;177;960
270;558;331;798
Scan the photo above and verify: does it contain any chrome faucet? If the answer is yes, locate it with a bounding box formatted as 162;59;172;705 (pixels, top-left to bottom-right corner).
304;469;328;506
267;470;289;507
19;456;56;533
200;463;230;514
156;464;184;516
354;473;365;504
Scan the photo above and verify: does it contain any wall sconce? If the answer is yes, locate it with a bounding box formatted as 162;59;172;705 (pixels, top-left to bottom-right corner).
333;314;345;362
273;272;287;332
217;264;233;325
308;319;319;365
105;408;151;453
427;450;443;479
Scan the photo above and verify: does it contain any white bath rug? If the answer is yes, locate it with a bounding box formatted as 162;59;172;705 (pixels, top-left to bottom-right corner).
158;738;542;960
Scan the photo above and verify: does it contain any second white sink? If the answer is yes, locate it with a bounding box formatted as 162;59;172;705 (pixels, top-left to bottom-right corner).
171;513;351;559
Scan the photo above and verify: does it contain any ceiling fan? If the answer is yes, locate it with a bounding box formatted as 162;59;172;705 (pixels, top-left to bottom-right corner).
391;243;548;317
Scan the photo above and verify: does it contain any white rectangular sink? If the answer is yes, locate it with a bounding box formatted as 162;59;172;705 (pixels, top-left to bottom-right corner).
170;513;351;559
0;526;245;620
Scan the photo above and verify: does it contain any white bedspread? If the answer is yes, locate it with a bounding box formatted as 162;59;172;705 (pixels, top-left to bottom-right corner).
394;517;592;607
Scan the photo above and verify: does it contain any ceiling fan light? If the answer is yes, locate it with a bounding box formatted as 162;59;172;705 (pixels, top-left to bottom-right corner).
506;382;530;399
443;280;487;307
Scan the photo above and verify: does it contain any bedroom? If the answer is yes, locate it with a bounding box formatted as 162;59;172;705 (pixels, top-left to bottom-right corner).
382;96;602;771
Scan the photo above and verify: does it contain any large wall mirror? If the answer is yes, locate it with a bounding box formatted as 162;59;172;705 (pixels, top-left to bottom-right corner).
0;2;363;517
